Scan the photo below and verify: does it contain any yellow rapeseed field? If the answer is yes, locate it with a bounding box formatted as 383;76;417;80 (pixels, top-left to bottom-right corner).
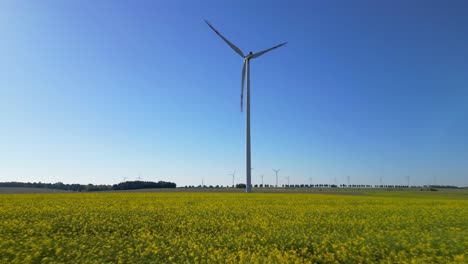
0;191;466;263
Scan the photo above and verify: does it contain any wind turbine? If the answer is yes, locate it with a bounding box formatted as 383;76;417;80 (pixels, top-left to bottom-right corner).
228;170;236;187
259;174;264;187
273;169;280;188
205;20;287;193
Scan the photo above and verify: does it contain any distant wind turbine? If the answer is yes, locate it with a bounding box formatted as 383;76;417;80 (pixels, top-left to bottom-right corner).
273;169;280;188
205;20;287;193
228;170;236;187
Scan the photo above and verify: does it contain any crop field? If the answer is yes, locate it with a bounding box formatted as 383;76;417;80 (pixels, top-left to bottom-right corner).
0;191;466;263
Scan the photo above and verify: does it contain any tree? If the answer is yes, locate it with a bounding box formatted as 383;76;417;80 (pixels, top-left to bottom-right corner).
236;183;246;188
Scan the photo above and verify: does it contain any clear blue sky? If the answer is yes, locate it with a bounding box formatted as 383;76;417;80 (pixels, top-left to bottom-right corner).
1;1;467;187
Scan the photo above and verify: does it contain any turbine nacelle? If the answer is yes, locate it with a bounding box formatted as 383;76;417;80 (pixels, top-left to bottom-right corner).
245;52;254;60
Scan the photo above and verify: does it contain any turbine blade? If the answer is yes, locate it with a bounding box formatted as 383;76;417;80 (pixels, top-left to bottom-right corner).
252;42;287;59
204;20;244;58
241;61;246;112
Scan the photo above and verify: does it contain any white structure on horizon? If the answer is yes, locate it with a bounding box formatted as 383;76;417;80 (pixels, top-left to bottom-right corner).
228;170;236;187
273;169;280;187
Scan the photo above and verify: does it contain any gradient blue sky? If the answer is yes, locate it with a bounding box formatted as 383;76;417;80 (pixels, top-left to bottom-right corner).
1;1;467;187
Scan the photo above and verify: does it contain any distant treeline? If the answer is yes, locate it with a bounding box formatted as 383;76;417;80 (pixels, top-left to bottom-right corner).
425;185;460;189
112;181;176;190
0;181;176;192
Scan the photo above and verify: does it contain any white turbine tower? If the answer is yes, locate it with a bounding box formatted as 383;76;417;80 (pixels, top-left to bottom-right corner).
273;169;280;188
228;170;236;187
205;20;287;193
